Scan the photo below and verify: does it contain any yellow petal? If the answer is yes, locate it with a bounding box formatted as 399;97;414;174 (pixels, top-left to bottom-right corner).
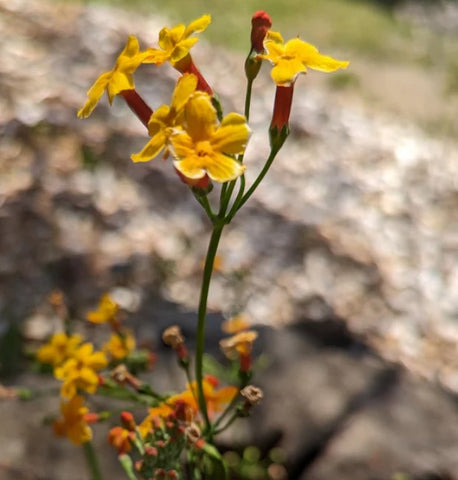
271;58;306;85
204;153;245;182
184;92;216;141
184;14;211;37
120;35;141;58
303;52;349;73
142;48;170;65
170;131;195;159
176;152;245;183
107;70;134;103
170;38;198;65
131;131;167;163
171;74;198;113
211;113;250;155
265;30;284;45
159;24;186;51
77;71;112;118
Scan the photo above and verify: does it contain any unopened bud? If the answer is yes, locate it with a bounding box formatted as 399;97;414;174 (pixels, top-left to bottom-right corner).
185;423;201;445
144;445;158;457
241;385;263;407
120;411;136;431
162;326;184;349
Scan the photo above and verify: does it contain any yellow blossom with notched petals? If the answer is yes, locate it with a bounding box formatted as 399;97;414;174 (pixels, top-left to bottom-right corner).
55;343;108;399
37;332;83;367
170;92;249;183
144;15;211;67
260;31;349;86
53;395;93;445
220;330;258;359
131;73;198;163
103;332;136;360
86;294;119;324
77;35;150;118
222;314;251;334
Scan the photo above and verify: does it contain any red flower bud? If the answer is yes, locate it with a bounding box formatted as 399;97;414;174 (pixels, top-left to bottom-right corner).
250;11;272;53
120;411;136;431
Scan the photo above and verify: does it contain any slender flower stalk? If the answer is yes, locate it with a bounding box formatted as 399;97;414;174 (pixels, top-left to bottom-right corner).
83;441;104;480
120;90;153;127
195;222;224;438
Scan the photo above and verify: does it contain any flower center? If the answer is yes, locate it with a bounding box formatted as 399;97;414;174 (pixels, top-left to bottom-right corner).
195;140;213;157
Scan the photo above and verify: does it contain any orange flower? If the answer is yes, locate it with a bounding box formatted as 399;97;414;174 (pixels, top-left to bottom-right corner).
53;395;93;445
220;330;258;372
108;426;135;454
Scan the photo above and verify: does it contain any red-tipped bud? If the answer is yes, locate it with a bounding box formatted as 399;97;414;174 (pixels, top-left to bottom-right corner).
250;11;272;53
120;411;136;431
83;412;100;424
144;446;158;457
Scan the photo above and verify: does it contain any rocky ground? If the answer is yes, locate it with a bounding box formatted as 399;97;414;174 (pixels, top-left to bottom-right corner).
0;0;457;479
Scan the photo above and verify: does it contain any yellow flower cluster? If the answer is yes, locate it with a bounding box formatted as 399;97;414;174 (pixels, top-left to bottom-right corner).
36;294;137;445
77;16;250;184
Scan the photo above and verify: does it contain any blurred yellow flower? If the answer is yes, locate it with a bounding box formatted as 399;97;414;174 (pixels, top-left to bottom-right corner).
86;294;119;325
260;31;349;86
53;395;93;445
77;35;149;118
55;343;108;399
103;332;136;360
131;73;198;163
37;332;83;367
221;314;251;334
170;92;249;183
144;15;211;67
220;330;258;359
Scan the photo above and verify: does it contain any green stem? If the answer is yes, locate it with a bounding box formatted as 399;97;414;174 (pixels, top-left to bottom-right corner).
195;222;225;439
226;148;279;223
194;191;215;221
244;78;254;121
213;410;239;435
83;441;103;480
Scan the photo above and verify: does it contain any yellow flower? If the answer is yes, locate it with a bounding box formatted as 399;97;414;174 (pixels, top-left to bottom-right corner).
144;15;211;67
170;92;249;183
86;294;119;324
260;31;349;86
55;343;108;399
131;73;198;163
103;332;136;360
53;395;93;445
220;330;258;359
37;332;83;367
142;376;237;430
77;35;149;118
221;314;251;334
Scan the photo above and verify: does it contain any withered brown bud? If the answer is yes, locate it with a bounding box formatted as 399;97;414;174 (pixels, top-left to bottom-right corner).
185;423;201;445
241;385;263;406
162;325;185;349
111;364;142;390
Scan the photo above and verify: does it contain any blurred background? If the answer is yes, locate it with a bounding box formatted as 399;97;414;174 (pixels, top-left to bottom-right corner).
0;0;457;479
